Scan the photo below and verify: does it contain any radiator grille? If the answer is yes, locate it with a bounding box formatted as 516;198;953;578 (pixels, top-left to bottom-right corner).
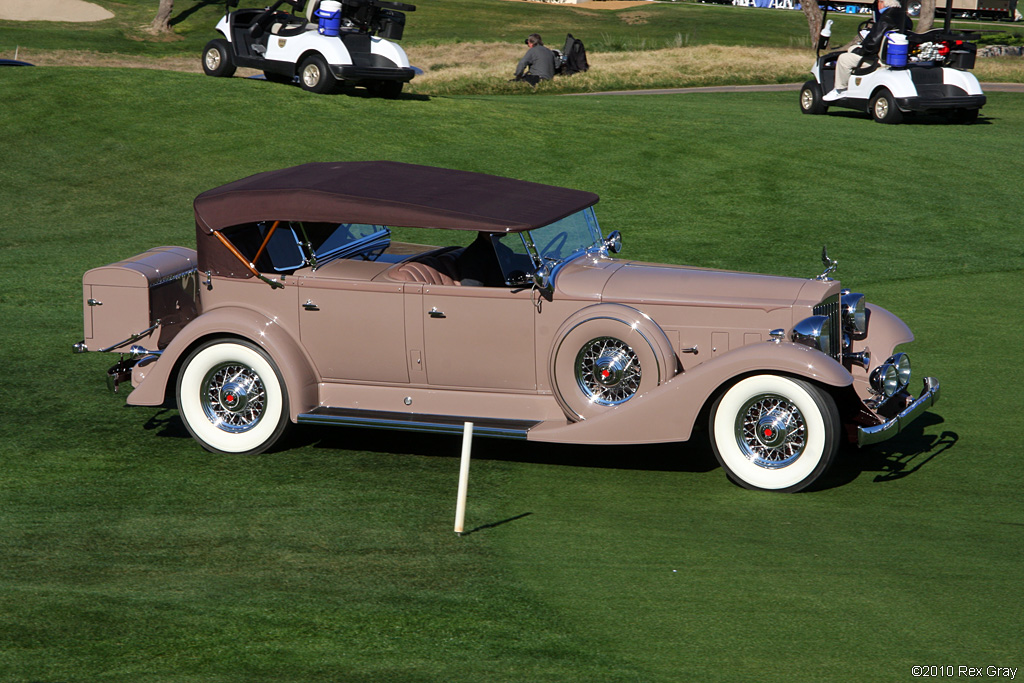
813;294;842;360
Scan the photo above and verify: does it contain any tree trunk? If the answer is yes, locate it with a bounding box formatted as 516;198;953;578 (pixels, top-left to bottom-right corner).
917;0;936;32
151;0;174;34
801;0;823;48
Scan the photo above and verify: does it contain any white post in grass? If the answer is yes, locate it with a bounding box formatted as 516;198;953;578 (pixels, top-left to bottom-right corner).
454;422;473;535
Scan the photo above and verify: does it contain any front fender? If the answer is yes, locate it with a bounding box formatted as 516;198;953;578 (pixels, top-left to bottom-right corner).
862;303;913;374
528;341;852;445
126;307;319;421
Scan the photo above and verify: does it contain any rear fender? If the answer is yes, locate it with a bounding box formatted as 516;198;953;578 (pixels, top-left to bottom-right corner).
528;341;852;445
126;307;318;421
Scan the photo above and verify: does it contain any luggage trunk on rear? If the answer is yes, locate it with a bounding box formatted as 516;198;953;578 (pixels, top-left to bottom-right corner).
81;246;199;352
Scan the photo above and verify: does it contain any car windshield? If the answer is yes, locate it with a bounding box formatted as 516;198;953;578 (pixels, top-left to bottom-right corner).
528;207;603;263
491;207;602;281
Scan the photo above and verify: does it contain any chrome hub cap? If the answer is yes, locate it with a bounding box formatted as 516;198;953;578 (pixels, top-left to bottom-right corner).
801;89;813;109
736;394;806;469
575;337;641;406
201;363;266;433
205;49;221;71
302;64;320;88
875;98;889;119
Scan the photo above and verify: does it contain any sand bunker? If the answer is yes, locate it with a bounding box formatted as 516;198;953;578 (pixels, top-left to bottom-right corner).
0;0;114;22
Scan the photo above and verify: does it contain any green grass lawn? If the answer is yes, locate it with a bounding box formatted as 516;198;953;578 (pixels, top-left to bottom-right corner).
1;67;1022;681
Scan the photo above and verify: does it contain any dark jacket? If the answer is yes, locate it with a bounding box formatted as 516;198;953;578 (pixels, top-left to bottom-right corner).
515;44;556;80
856;7;913;57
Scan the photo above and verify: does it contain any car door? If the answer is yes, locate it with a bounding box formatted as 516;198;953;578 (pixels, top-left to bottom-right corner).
409;284;538;391
297;269;409;383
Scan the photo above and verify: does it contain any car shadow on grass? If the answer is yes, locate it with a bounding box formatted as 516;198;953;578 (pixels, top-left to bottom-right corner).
823;412;957;489
301;423;721;474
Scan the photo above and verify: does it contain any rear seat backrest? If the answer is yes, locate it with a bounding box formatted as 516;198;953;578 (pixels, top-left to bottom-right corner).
388;247;464;286
305;0;321;21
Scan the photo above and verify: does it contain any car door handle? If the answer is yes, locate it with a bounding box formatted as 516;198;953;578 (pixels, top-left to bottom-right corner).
429;307;446;319
303;299;320;311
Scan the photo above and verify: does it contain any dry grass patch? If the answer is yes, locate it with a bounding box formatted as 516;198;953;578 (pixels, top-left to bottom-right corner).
406;43;812;95
973;56;1024;82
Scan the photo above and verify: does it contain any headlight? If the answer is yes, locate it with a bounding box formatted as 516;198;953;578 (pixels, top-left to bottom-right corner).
893;352;911;387
871;363;900;397
841;292;867;336
870;353;912;397
792;315;831;354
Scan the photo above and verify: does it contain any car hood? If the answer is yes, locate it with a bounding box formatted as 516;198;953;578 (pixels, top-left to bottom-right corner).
557;258;834;310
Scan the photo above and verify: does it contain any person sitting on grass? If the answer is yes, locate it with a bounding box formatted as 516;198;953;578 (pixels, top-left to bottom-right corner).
824;0;912;101
513;33;556;87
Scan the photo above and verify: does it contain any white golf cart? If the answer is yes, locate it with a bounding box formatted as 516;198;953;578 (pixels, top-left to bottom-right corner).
202;0;416;97
799;0;986;123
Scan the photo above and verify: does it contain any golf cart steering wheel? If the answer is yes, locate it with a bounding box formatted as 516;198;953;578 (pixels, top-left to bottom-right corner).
859;19;874;32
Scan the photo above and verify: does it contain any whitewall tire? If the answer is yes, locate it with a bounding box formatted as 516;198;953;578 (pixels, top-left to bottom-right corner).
709;375;839;492
176;339;290;455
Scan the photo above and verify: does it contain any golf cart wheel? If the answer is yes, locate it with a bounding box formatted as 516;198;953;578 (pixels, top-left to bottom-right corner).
202;39;236;78
299;54;337;94
870;89;903;124
799;80;828;115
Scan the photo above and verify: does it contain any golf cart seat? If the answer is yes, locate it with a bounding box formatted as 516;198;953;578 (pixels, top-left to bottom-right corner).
305;0;328;21
270;16;313;36
851;57;880;77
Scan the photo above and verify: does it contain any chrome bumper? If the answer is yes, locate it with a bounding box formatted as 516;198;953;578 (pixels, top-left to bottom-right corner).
857;376;940;447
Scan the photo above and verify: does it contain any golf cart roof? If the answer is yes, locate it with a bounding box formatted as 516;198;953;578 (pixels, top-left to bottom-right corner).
193;161;600;234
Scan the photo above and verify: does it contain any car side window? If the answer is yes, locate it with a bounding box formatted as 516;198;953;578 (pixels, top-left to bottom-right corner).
492;232;535;283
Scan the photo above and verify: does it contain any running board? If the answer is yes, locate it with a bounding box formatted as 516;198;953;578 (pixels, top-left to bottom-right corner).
297;407;538;440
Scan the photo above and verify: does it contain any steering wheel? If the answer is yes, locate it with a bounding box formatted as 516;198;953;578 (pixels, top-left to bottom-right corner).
858;19;874;32
539;231;569;259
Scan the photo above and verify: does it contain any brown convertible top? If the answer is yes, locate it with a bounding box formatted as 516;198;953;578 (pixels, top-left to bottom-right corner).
194;161;600;234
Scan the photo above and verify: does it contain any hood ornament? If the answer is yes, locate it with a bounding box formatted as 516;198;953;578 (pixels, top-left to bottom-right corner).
815;245;838;281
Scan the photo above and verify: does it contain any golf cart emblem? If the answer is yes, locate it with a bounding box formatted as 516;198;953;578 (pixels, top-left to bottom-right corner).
278;39;287;48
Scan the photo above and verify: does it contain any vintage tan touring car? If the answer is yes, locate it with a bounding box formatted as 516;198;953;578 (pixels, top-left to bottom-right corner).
75;162;940;492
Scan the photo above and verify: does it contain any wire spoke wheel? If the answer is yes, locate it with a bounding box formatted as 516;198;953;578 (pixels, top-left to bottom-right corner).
177;340;290;455
736;394;807;469
200;362;267;433
574;336;642;406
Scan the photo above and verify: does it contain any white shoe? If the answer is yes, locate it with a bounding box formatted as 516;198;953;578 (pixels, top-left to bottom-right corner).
822;88;846;102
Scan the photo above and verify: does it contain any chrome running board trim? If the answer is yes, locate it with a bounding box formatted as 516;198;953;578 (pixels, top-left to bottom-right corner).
297;407;538;440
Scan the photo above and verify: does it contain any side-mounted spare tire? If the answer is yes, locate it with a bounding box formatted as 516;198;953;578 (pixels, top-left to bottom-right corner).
549;305;677;421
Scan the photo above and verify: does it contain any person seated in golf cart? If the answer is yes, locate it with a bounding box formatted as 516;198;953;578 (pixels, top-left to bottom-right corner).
824;0;912;101
513;33;556;86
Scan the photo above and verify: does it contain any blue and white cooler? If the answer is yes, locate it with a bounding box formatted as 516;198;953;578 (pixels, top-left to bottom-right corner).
885;33;909;67
315;0;343;37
